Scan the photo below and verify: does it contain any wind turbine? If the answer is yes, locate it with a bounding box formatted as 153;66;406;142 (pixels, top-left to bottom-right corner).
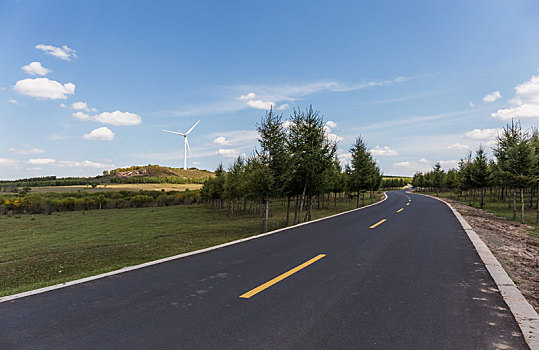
163;120;200;170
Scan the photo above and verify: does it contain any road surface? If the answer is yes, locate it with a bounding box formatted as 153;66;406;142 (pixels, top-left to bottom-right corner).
0;190;529;349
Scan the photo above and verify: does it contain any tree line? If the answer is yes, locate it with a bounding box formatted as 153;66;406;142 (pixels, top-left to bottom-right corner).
201;106;383;232
0;190;199;215
412;121;539;224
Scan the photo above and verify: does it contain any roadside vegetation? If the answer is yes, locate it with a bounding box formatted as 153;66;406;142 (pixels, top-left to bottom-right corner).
0;193;383;297
413;120;539;230
201;106;384;232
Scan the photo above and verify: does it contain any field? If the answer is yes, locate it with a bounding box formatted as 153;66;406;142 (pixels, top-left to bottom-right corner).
29;183;203;193
417;190;539;238
0;193;383;297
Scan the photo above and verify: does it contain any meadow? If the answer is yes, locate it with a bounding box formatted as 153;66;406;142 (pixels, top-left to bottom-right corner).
0;193;383;297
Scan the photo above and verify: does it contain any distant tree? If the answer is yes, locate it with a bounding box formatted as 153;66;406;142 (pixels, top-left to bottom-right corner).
458;151;473;205
431;162;445;196
347;136;378;207
471;145;490;208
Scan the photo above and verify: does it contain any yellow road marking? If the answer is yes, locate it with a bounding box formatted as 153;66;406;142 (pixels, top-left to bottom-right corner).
396;208;404;213
369;219;387;229
406;203;410;206
239;254;326;299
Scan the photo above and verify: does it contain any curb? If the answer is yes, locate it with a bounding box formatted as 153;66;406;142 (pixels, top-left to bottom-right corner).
1;193;388;304
413;192;539;350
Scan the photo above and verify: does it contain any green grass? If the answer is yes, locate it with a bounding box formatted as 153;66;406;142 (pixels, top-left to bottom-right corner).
0;193;383;297
419;190;539;237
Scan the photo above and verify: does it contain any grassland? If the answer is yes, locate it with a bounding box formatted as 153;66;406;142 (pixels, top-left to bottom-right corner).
0;193;383;297
417;190;539;238
29;183;203;193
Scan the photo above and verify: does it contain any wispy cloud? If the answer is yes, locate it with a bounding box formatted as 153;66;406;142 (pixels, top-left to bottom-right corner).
169;76;409;116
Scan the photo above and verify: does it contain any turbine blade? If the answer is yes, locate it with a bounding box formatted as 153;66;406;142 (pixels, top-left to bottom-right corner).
186;137;192;155
185;120;200;135
163;130;185;136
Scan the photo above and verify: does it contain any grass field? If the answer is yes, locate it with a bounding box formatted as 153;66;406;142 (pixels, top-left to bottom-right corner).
0;193;383;297
417;190;539;238
29;183;203;193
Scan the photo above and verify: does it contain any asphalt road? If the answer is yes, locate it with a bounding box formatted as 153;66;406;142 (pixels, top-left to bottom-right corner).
0;191;529;349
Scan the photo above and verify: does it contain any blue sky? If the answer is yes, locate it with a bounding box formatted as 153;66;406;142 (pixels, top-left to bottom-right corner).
2;0;539;179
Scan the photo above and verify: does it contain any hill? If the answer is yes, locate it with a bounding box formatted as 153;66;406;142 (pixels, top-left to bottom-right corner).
0;165;214;190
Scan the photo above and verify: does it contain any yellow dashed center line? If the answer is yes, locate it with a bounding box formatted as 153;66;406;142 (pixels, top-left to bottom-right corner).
239;254;326;299
406;203;410;206
396;208;404;213
369;219;387;229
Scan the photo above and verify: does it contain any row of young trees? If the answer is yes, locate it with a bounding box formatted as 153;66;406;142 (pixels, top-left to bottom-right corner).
0;190;199;215
201;106;382;231
413;121;539;224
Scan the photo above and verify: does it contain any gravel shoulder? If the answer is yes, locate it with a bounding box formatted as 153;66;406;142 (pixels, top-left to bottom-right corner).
440;198;539;313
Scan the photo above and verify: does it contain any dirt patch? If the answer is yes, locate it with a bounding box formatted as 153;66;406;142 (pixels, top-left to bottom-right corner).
440;198;539;313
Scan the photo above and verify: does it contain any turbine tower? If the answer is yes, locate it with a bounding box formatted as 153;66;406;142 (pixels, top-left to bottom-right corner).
163;120;200;170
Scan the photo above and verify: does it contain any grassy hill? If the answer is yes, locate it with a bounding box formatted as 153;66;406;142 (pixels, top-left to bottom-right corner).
0;165;214;191
106;164;214;179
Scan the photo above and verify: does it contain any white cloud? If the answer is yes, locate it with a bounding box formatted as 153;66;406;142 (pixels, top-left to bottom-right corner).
327;133;343;143
26;158;55;165
213;136;231;145
438;160;459;169
469;102;475;108
94;111;141;126
57;160;113;168
239;92;256;100
13;78;75;100
8;98;20;105
217;148;241;158
419;158;428;163
21;62;51;76
174;76;409;117
0;158;20;166
369;145;398;156
73;111;91;121
337;152;351;165
446;143;469;150
326;120;337;129
464;128;501;140
71;101;88;110
483;90;501;102
35;44;77;60
60;103;66;108
492;75;539;120
73;110;141;126
486;140;498;147
83;127;115;141
282;120;294;129
277;104;289;110
9;148;44;155
246;99;274;110
210;130;258;147
394;161;412;168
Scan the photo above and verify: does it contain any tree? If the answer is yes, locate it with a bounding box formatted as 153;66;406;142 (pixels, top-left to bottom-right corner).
347;136;378;207
287;106;336;222
431;162;445;196
458;152;473;205
256;108;290;231
471;146;490;209
494;121;535;223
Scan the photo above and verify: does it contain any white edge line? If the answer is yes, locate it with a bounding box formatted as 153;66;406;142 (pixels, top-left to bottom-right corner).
0;192;388;304
411;192;539;350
